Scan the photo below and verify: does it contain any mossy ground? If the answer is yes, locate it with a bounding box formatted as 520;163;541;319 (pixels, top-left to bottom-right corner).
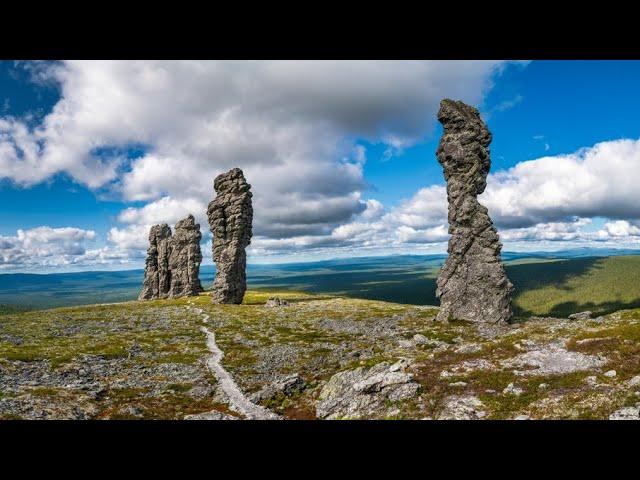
2;290;640;419
0;298;233;419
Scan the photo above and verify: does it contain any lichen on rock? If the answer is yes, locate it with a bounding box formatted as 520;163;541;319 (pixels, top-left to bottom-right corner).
435;99;514;323
316;360;419;419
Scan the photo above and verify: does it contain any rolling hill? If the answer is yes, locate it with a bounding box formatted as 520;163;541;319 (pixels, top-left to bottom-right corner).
1;253;640;319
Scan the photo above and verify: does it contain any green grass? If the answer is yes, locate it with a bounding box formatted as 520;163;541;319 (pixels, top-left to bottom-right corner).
0;298;206;368
0;304;32;315
511;256;640;317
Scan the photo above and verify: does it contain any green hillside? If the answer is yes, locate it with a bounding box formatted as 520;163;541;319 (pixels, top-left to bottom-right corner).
510;255;640;318
1;255;639;319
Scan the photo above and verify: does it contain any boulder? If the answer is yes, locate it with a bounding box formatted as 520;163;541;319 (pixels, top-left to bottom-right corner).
184;411;238;420
609;406;640;420
250;374;307;404
265;297;289;308
568;311;593;321
316;360;419;419
438;395;486;420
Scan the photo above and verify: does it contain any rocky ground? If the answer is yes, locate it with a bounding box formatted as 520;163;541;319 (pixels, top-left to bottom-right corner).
1;290;639;419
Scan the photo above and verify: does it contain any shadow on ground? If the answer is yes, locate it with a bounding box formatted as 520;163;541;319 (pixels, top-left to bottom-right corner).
508;257;600;292
509;257;640;317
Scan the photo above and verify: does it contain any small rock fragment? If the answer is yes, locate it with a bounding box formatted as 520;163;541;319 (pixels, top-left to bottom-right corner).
627;375;640;388
265;297;289;308
184;411;238;420
568;311;593;321
455;343;483;354
450;381;468;387
503;382;524;396
389;358;411;372
412;334;429;345
609;407;640;420
439;395;486;420
250;374;307;405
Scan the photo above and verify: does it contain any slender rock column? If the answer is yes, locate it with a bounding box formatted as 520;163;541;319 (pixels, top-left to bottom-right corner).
207;168;253;304
168;214;203;298
435;99;514;323
138;224;172;300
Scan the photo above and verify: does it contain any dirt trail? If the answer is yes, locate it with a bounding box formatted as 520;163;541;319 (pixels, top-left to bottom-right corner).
187;302;281;420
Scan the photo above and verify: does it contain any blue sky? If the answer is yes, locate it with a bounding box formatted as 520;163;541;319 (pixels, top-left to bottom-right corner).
1;60;640;272
363;61;640;205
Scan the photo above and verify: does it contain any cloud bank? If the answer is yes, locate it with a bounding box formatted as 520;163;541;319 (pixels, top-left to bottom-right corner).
1;61;639;271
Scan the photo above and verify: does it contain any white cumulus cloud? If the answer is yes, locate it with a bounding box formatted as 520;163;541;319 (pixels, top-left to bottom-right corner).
0;60;518;264
0;226;99;270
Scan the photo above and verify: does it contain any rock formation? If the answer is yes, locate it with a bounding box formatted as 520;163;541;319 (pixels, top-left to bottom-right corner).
138;224;172;300
168;214;203;298
316;360;419;420
435;99;514;323
207;168;253;304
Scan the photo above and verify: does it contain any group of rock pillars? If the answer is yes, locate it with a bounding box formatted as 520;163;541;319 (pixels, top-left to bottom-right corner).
139;168;253;305
139;99;514;323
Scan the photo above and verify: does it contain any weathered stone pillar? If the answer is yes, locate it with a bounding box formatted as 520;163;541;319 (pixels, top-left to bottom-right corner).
207;168;253;304
435;99;513;323
168;214;203;298
138;224;172;300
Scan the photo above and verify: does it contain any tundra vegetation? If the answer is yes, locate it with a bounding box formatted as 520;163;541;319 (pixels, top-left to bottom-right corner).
2;288;639;419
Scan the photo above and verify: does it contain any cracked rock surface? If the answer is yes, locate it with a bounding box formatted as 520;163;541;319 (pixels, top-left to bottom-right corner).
139;224;172;300
207;168;253;304
168;215;203;298
435;99;514;323
316;360;419;419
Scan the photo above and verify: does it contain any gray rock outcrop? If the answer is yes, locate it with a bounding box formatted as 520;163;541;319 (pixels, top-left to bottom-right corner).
249;374;307;405
316;360;419;419
500;341;606;375
207;168;253;304
168;215;203;298
184;411;238;420
435;99;514;323
138;224;172;300
609;406;640;420
438;395;486;420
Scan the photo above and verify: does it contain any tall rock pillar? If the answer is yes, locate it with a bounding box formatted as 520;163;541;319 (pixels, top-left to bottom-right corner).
168;214;203;298
435;99;513;323
207;168;253;304
138;224;173;300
